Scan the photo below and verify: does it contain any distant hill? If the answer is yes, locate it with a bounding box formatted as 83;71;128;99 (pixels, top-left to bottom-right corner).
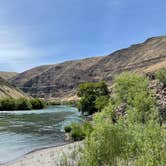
10;65;54;87
0;71;18;80
10;36;166;99
0;77;28;99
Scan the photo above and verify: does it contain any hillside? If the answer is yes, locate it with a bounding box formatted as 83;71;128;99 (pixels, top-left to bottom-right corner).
0;72;18;80
10;36;166;99
0;77;28;99
10;65;54;87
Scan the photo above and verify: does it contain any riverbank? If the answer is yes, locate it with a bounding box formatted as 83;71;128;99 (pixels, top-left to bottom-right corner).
0;106;83;164
1;141;82;166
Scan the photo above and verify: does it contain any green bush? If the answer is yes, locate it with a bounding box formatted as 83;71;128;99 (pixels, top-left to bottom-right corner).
65;122;93;141
114;72;158;123
0;98;16;110
95;96;109;111
16;98;32;110
30;98;46;109
155;68;166;86
0;98;47;111
64;125;72;133
80;121;130;166
114;72;149;104
77;81;109;97
70;123;86;141
131;121;166;166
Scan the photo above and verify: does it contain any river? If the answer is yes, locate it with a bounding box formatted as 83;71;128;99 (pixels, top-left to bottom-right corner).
0;105;83;164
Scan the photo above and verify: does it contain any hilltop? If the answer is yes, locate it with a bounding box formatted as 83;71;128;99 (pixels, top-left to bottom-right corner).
0;72;18;80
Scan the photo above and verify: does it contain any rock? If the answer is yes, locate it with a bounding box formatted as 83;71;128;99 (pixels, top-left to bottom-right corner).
149;80;166;123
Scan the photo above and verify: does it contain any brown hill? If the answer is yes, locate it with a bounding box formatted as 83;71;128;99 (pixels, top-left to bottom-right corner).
0;77;28;99
10;65;54;87
0;71;18;80
10;36;166;99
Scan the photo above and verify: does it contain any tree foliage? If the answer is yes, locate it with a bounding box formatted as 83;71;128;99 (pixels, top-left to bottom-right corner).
0;98;16;110
0;98;47;111
30;98;47;109
95;96;109;112
77;81;109;115
16;98;32;110
114;72;158;123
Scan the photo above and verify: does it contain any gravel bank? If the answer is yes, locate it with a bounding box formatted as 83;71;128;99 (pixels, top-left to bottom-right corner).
1;142;82;166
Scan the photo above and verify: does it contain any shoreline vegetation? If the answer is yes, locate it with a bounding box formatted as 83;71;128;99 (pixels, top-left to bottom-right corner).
0;98;47;111
0;69;165;165
62;70;166;165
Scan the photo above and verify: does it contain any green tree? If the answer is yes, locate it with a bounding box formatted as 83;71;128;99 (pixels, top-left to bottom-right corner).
78;95;97;115
77;81;109;115
77;81;109;97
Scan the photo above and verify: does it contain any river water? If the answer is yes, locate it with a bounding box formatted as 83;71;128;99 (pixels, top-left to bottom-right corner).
0;105;83;164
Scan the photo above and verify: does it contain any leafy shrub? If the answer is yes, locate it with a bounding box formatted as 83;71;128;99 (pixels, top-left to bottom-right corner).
0;98;16;110
16;98;32;110
77;81;109;97
131;121;166;166
114;72;158;123
65;122;93;141
95;96;109;111
155;68;166;86
0;98;47;111
80;121;130;166
64;125;72;133
70;123;86;141
30;98;46;109
114;72;149;104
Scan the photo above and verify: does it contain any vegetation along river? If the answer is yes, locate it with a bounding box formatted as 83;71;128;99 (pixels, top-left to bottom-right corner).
0;105;83;164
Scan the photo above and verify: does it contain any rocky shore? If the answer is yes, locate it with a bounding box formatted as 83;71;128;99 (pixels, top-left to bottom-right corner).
1;141;82;166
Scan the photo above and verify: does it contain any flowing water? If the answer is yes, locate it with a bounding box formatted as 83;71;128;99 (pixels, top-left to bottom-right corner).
0;105;83;164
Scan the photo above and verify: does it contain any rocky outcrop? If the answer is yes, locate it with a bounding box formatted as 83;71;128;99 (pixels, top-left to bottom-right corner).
157;86;166;122
149;80;166;123
10;36;166;99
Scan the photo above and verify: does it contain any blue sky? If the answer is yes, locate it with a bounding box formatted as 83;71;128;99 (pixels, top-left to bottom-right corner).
0;0;166;72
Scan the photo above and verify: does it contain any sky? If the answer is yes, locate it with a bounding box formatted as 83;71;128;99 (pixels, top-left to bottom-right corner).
0;0;166;72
